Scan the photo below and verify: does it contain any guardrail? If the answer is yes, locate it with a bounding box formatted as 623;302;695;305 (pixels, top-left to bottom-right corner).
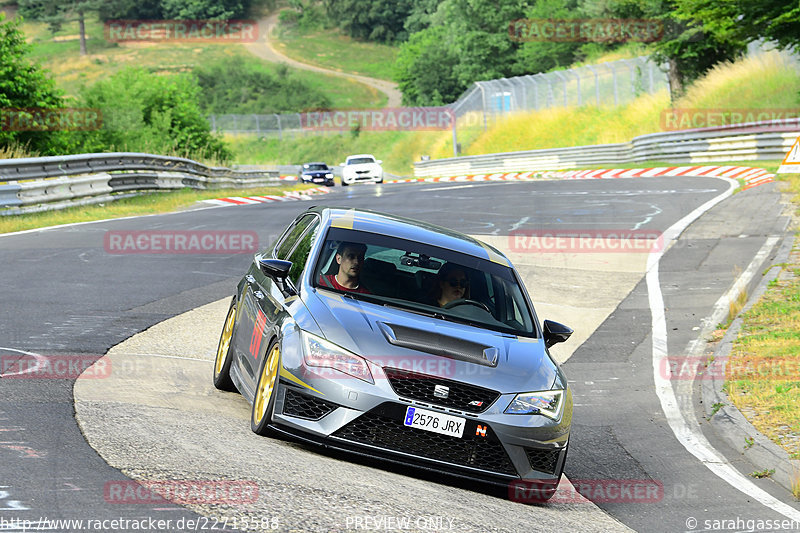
414;119;800;177
0;152;284;215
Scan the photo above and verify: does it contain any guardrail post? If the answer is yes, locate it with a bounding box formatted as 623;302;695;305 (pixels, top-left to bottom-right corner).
276;114;282;140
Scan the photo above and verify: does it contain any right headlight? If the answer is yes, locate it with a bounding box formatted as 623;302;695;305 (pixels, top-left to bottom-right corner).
300;331;374;384
504;390;564;420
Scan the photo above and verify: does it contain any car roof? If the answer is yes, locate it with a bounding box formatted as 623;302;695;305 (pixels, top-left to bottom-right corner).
345;154;375;159
307;206;511;267
303;162;328;166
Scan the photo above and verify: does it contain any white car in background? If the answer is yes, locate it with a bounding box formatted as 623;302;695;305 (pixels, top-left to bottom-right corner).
340;154;383;186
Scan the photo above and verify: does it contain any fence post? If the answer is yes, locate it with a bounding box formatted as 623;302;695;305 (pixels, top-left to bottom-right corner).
611;63;618;106
276;114;282;140
255;114;260;134
553;71;568;107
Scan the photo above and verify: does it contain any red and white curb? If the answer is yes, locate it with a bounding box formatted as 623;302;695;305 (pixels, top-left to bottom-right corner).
391;166;774;190
203;186;330;207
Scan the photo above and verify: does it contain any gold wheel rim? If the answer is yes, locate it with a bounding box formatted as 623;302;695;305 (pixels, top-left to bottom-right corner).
254;343;280;425
215;305;236;376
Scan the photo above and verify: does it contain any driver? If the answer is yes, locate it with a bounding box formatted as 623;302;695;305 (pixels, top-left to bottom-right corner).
433;262;470;307
319;242;371;294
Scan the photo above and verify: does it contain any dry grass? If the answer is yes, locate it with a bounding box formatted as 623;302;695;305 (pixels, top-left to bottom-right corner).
449;50;800;159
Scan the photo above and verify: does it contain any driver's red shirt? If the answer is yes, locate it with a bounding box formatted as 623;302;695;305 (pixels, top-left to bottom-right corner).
319;274;371;294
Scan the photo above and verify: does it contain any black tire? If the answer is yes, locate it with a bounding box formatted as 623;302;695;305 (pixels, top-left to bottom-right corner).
341;180;349;186
212;297;238;392
251;337;281;436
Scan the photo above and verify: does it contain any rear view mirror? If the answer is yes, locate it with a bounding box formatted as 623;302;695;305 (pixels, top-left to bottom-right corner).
543;320;573;349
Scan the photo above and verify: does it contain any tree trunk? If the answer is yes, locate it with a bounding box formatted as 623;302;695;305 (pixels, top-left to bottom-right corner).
667;57;683;103
79;11;87;56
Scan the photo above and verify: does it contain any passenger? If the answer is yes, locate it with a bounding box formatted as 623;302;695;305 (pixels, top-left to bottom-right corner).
319;242;371;294
432;263;469;307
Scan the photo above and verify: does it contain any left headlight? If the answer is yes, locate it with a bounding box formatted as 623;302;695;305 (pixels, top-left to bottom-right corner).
504;390;564;420
300;331;374;384
325;173;333;178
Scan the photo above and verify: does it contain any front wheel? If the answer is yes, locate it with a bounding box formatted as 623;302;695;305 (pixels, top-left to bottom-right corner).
251;338;281;436
213;297;237;392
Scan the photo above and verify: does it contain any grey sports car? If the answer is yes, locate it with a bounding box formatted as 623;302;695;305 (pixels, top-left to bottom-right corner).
213;206;573;499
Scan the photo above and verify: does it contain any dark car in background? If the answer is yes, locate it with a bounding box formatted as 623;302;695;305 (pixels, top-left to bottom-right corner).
213;206;573;499
298;162;335;186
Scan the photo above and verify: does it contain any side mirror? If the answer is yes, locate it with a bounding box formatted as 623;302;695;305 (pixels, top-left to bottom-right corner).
339;162;346;167
258;258;296;296
376;160;383;164
543;320;573;349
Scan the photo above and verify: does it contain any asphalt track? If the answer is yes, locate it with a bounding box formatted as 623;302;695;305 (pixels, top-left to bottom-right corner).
1;177;797;532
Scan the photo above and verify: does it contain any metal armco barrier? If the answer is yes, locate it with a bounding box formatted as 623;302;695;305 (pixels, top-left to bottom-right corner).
414;119;800;177
0;152;282;215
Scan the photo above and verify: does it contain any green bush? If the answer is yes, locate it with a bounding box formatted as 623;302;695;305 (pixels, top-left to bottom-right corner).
78;67;231;161
194;55;331;114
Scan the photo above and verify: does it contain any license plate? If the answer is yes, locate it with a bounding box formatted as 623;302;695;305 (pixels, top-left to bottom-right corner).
403;407;465;438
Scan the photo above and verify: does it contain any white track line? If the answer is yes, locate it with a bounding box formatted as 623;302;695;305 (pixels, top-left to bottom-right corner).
0;347;46;378
646;178;800;521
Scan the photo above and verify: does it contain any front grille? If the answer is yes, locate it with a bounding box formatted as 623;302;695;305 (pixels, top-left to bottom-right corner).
282;389;337;421
525;447;561;475
384;367;499;413
332;404;517;476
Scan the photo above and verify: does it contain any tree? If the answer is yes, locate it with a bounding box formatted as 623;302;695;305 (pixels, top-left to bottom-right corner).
394;25;463;105
394;0;528;104
673;0;800;51
0;13;67;154
18;0;103;56
574;0;745;101
512;0;585;75
324;0;413;43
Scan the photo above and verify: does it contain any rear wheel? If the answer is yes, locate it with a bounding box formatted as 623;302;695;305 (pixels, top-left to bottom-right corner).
213;297;237;391
251;338;281;436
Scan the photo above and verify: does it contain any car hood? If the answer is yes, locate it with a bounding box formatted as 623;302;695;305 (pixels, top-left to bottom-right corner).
303;288;557;393
345;163;380;171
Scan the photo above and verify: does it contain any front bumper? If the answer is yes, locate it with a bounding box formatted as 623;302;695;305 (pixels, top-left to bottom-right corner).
342;171;382;184
270;378;570;484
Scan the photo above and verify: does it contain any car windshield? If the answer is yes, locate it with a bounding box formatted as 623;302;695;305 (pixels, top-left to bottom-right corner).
305;164;328;171
347;157;374;165
312;228;537;337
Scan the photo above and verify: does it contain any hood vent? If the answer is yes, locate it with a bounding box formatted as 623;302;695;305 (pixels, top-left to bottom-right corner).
378;322;499;367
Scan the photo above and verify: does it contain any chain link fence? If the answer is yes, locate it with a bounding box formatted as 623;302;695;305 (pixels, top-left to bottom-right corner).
210;55;668;149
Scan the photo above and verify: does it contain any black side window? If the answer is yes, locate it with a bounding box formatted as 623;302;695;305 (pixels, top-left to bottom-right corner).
276;215;315;259
286;220;320;286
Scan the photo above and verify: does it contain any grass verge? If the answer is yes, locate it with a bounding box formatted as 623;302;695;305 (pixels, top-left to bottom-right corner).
725;172;800;460
0;184;313;234
274;21;398;81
